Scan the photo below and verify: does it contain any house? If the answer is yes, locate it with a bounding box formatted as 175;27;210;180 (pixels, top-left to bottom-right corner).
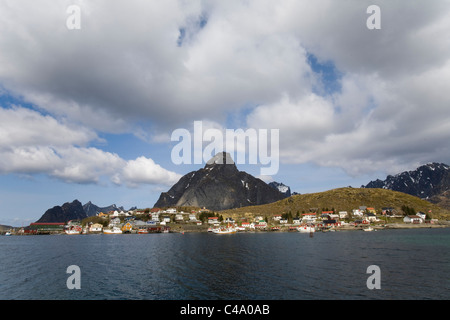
353;209;364;217
416;212;427;220
279;219;288;224
255;222;267;230
121;222;133;233
189;214;197;221
254;216;264;222
403;215;423;224
302;213;316;223
241;222;254;229
162;216;171;223
366;212;378;222
366;207;376;214
165;208;177;214
322;219;338;227
225;217;235;223
208;217;219;224
175;214;184;221
292;217;301;225
89;223;103;232
272;214;282;221
339;211;348;219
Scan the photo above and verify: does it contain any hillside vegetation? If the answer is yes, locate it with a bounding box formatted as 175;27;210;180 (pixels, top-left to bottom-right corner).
220;187;450;220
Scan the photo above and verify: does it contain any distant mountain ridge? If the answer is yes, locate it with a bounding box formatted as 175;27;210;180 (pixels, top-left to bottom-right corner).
37;200;87;223
363;162;450;199
268;181;291;198
154;152;286;211
36;200;127;223
362;162;450;209
83;201;124;217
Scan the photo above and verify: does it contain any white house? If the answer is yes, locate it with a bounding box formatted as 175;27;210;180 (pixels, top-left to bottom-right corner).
279;219;288;224
293;217;301;225
89;223;103;232
416;212;427;220
273;214;282;221
403;215;423;224
329;213;340;220
339;211;348;219
175;214;184;221
241;222;255;229
162;216;171;223
302;213;316;223
208;217;219;224
189;214;197;221
353;209;364;217
166;208;177;214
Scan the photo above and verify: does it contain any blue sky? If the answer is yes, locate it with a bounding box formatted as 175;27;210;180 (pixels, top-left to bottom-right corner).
1;0;450;226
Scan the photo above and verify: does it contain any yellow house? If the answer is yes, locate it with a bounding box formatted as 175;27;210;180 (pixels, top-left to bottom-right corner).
98;212;109;218
121;222;133;233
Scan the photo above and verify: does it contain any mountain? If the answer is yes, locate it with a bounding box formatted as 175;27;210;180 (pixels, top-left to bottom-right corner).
268;182;291;198
36;200;87;223
362;162;450;200
219;187;450;220
83;201;124;217
154;152;286;211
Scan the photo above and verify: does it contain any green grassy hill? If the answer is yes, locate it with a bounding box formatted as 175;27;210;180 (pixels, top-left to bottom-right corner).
220;187;450;220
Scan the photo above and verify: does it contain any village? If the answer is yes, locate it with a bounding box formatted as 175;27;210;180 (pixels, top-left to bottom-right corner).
6;204;444;236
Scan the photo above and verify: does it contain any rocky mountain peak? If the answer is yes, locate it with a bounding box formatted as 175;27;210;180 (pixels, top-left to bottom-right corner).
154;152;286;211
363;162;450;200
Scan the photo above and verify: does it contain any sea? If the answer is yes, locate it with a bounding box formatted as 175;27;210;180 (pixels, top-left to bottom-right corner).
1;228;449;302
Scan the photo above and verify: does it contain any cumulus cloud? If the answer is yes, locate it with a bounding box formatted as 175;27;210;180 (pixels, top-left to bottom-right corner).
0;106;180;186
1;0;450;178
118;157;182;187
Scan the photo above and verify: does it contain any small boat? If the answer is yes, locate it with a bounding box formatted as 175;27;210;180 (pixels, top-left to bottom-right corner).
65;226;82;235
5;231;12;236
138;228;149;234
212;226;236;234
297;225;316;233
103;226;122;234
363;226;374;232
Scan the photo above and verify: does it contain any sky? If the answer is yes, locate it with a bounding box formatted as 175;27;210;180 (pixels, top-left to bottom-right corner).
1;0;450;227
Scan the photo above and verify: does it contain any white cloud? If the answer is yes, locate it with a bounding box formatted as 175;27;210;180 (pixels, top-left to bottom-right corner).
0;106;181;186
1;0;450;179
119;156;182;187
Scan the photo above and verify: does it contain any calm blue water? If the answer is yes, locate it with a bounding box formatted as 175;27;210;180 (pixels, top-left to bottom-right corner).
1;228;449;300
